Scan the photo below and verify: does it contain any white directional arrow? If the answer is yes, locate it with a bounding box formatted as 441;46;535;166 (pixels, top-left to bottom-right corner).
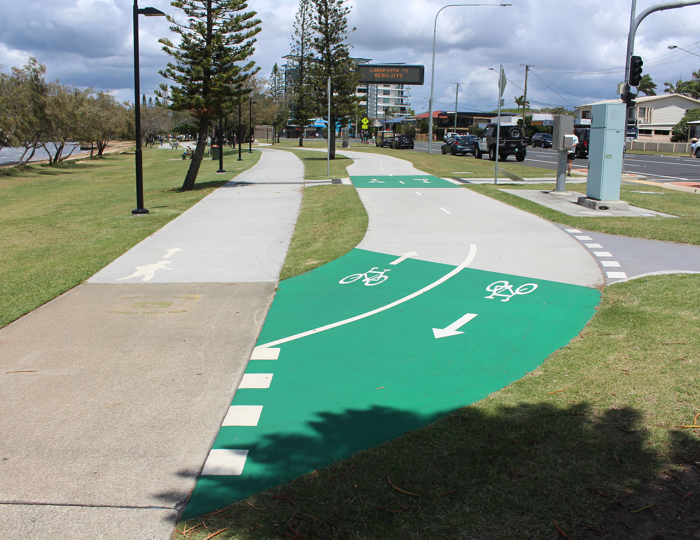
390;251;418;265
162;248;182;259
432;313;478;339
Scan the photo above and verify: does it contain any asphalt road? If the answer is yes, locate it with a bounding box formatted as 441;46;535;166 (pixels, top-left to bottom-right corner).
411;141;700;183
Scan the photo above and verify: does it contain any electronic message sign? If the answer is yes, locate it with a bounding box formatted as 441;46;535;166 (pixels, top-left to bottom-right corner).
358;64;425;85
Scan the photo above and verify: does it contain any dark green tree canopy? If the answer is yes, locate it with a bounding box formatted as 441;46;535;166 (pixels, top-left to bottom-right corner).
157;0;261;191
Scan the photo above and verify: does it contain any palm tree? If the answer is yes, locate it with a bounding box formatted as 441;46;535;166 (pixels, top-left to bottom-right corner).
515;95;530;124
637;74;657;96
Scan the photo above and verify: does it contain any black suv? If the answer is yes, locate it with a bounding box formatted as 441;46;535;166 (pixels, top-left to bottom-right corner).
376;131;414;149
574;128;590;158
474;124;527;161
530;133;553;148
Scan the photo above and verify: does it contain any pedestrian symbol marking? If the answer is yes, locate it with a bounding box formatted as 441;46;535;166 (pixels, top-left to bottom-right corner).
116;261;172;282
485;280;538;302
339;267;391;286
162;248;182;258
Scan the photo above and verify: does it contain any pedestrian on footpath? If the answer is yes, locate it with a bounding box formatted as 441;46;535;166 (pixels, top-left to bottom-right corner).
690;138;697;158
567;132;579;176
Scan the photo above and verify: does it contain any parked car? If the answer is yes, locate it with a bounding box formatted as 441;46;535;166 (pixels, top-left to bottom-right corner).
574;128;590;158
375;131;414;149
530;133;553;148
474;124;527;161
441;135;477;156
444;132;459;141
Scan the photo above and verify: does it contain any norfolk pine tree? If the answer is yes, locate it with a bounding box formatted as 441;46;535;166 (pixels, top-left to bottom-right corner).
309;0;360;159
289;0;315;147
157;0;261;191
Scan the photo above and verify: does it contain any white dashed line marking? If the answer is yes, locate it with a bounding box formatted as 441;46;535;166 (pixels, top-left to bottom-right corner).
440;207;451;214
575;235;593;241
565;229;581;233
607;272;628;279
201;449;249;476
415;191;423;196
585;243;603;249
250;348;279;360
238;373;273;389
594;252;613;257
601;261;621;267
222;406;263;426
399;181;405;184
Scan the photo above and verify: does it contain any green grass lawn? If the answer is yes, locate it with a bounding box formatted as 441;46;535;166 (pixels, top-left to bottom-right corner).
0;147;260;328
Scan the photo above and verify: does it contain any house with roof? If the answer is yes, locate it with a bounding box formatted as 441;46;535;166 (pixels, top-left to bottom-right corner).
576;94;700;142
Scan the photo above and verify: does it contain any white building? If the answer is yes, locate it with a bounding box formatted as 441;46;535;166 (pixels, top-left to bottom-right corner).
356;82;412;120
576;94;700;142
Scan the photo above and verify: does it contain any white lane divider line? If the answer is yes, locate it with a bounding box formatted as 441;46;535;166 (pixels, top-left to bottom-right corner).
201;449;249;476
565;229;581;233
575;235;593;241
415;191;423;196
594;252;613;257
601;261;621;267
238;373;273;389
607;271;628;279
250;348;280;360
585;243;603;249
390;251;418;265
252;245;477;354
223;405;263;427
399;181;405;184
440;207;451;214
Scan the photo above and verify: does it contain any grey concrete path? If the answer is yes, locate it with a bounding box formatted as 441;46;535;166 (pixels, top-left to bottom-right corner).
558;227;700;284
338;150;603;288
0;149;304;539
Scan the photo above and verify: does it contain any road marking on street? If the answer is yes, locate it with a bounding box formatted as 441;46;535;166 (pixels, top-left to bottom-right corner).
238;374;273;389
432;313;478;339
252;244;477;355
594;252;613;257
607;271;628;279
390;252;418;265
585;243;603;249
601;261;621;267
440;207;451;214
162;248;182;258
565;229;581;233
201;449;249;476
415;191;423;196
575;236;593;241
223;406;263;427
250;348;280;360
399;181;405;184
115;261;172;282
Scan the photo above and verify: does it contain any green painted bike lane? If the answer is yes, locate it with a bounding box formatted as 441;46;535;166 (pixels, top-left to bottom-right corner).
350;175;459;188
183;248;600;519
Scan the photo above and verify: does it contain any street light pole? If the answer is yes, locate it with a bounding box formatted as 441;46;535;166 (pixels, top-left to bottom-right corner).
668;44;700;58
132;0;165;215
216;116;225;173
237;98;243;162
427;3;511;154
249;99;257;153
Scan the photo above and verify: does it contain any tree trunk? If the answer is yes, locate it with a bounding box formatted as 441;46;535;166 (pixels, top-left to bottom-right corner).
181;117;211;191
299;134;304;147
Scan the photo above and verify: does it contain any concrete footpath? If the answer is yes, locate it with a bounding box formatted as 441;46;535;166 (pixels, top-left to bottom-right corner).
0;149;304;539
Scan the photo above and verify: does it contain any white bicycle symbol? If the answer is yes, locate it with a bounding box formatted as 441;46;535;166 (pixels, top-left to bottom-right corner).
339;267;391;286
485;280;538;302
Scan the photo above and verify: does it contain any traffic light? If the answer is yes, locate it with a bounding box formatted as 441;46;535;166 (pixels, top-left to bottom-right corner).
624;90;637;108
629;56;643;87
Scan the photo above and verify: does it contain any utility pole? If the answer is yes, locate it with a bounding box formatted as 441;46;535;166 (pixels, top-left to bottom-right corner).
450;82;464;133
520;64;534;128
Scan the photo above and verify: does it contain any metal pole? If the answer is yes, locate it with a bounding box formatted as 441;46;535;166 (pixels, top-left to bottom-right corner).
327;76;331;176
428;4;511;154
132;0;148;215
248;98;253;154
217;116;225;172
237;100;243;161
451;82;461;132
494;64;502;185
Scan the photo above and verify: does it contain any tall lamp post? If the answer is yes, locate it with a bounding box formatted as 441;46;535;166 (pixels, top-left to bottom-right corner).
249;99;257;153
427;3;511;154
237;96;243;162
216;116;225;173
132;0;165;215
668;44;700;58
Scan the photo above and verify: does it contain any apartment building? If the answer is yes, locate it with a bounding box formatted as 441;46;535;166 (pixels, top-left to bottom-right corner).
356;82;412;120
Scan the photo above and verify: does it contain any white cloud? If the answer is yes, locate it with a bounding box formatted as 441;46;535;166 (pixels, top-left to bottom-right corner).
2;0;699;111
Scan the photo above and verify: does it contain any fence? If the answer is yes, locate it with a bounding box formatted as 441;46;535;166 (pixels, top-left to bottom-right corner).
626;140;691;153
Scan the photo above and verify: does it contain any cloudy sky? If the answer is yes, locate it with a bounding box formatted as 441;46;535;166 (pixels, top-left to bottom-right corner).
2;0;700;115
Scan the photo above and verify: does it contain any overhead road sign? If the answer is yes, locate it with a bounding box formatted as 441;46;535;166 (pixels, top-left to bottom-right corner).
358;64;425;85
